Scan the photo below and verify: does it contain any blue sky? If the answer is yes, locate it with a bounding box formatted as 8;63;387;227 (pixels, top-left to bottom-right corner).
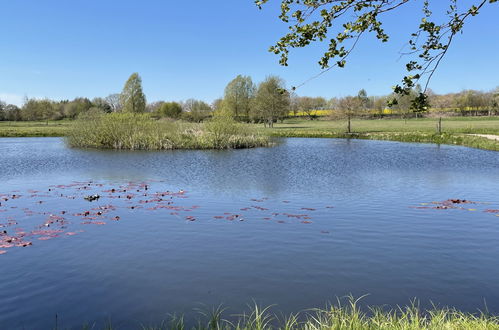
0;0;498;106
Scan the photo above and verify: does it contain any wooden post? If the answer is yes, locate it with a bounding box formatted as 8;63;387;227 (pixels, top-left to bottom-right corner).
437;117;442;134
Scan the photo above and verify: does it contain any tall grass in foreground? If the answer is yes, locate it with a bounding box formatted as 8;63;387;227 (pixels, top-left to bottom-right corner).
66;112;270;150
74;297;499;330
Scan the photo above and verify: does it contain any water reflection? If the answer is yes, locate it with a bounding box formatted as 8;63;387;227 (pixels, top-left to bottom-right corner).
1;137;499;329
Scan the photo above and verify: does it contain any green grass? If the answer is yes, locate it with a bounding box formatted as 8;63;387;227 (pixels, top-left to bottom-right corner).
74;297;499;329
0;120;72;137
267;117;499;134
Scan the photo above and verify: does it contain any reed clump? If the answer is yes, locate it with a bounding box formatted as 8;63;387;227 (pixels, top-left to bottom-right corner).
66;112;270;150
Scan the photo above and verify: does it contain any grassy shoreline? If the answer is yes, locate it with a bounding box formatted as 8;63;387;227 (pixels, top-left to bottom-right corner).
270;130;499;151
57;298;499;329
260;117;499;151
1;117;498;151
0;120;71;137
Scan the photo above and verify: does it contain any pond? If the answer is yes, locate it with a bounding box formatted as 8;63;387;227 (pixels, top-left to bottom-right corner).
1;137;499;329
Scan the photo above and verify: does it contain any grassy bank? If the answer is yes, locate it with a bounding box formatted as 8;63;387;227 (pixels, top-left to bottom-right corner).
268;117;499;135
266;117;499;151
0;120;71;137
66;113;270;150
72;298;499;329
271;130;499;151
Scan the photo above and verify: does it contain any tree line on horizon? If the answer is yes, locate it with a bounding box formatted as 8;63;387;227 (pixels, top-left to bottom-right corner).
1;73;498;124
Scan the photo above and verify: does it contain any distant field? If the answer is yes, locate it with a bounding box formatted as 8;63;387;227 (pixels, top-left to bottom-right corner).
0;120;72;137
0;117;499;142
261;117;499;151
267;117;499;134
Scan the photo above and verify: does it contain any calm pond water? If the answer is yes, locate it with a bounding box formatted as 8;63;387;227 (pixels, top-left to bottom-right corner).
1;137;499;329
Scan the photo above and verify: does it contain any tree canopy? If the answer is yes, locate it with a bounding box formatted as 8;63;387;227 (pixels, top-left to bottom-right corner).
157;102;183;119
256;0;498;109
223;75;256;121
254;76;290;127
120;73;146;113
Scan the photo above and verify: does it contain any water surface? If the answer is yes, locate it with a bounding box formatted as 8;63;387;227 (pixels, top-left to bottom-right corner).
1;137;499;329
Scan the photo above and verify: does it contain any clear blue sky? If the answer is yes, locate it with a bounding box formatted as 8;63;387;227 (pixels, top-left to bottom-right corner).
1;0;498;106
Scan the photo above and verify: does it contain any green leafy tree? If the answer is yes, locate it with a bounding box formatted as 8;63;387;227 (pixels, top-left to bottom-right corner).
22;99;56;124
490;87;499;116
157;102;183;119
120;73;146;113
182;99;212;122
253;76;290;127
0;100;5;121
212;98;225;113
62;98;93;119
1;104;21;121
223;75;256;121
256;0;497;109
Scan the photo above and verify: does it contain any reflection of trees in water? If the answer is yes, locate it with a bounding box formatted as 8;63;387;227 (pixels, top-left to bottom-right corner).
79;146;291;197
201;146;292;197
5;137;499;204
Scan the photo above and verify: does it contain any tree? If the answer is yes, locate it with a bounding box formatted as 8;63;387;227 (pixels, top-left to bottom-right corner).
223;75;256;121
372;96;388;118
490;87;499;116
253;76;290;127
0;100;5;121
357;89;369;111
388;87;423;120
289;92;300;116
212;98;224;113
182;99;212;122
105;93;122;112
62;98;93;119
157;102;183;119
22;99;56;124
297;96;327;120
256;0;498;109
297;96;313;119
92;97;112;113
120;73;146;113
4;104;21;121
297;96;316;120
147;101;164;113
336;96;363;133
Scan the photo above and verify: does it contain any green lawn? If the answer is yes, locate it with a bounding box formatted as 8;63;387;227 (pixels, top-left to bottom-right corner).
259;117;499;151
0;120;72;137
266;116;499;134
